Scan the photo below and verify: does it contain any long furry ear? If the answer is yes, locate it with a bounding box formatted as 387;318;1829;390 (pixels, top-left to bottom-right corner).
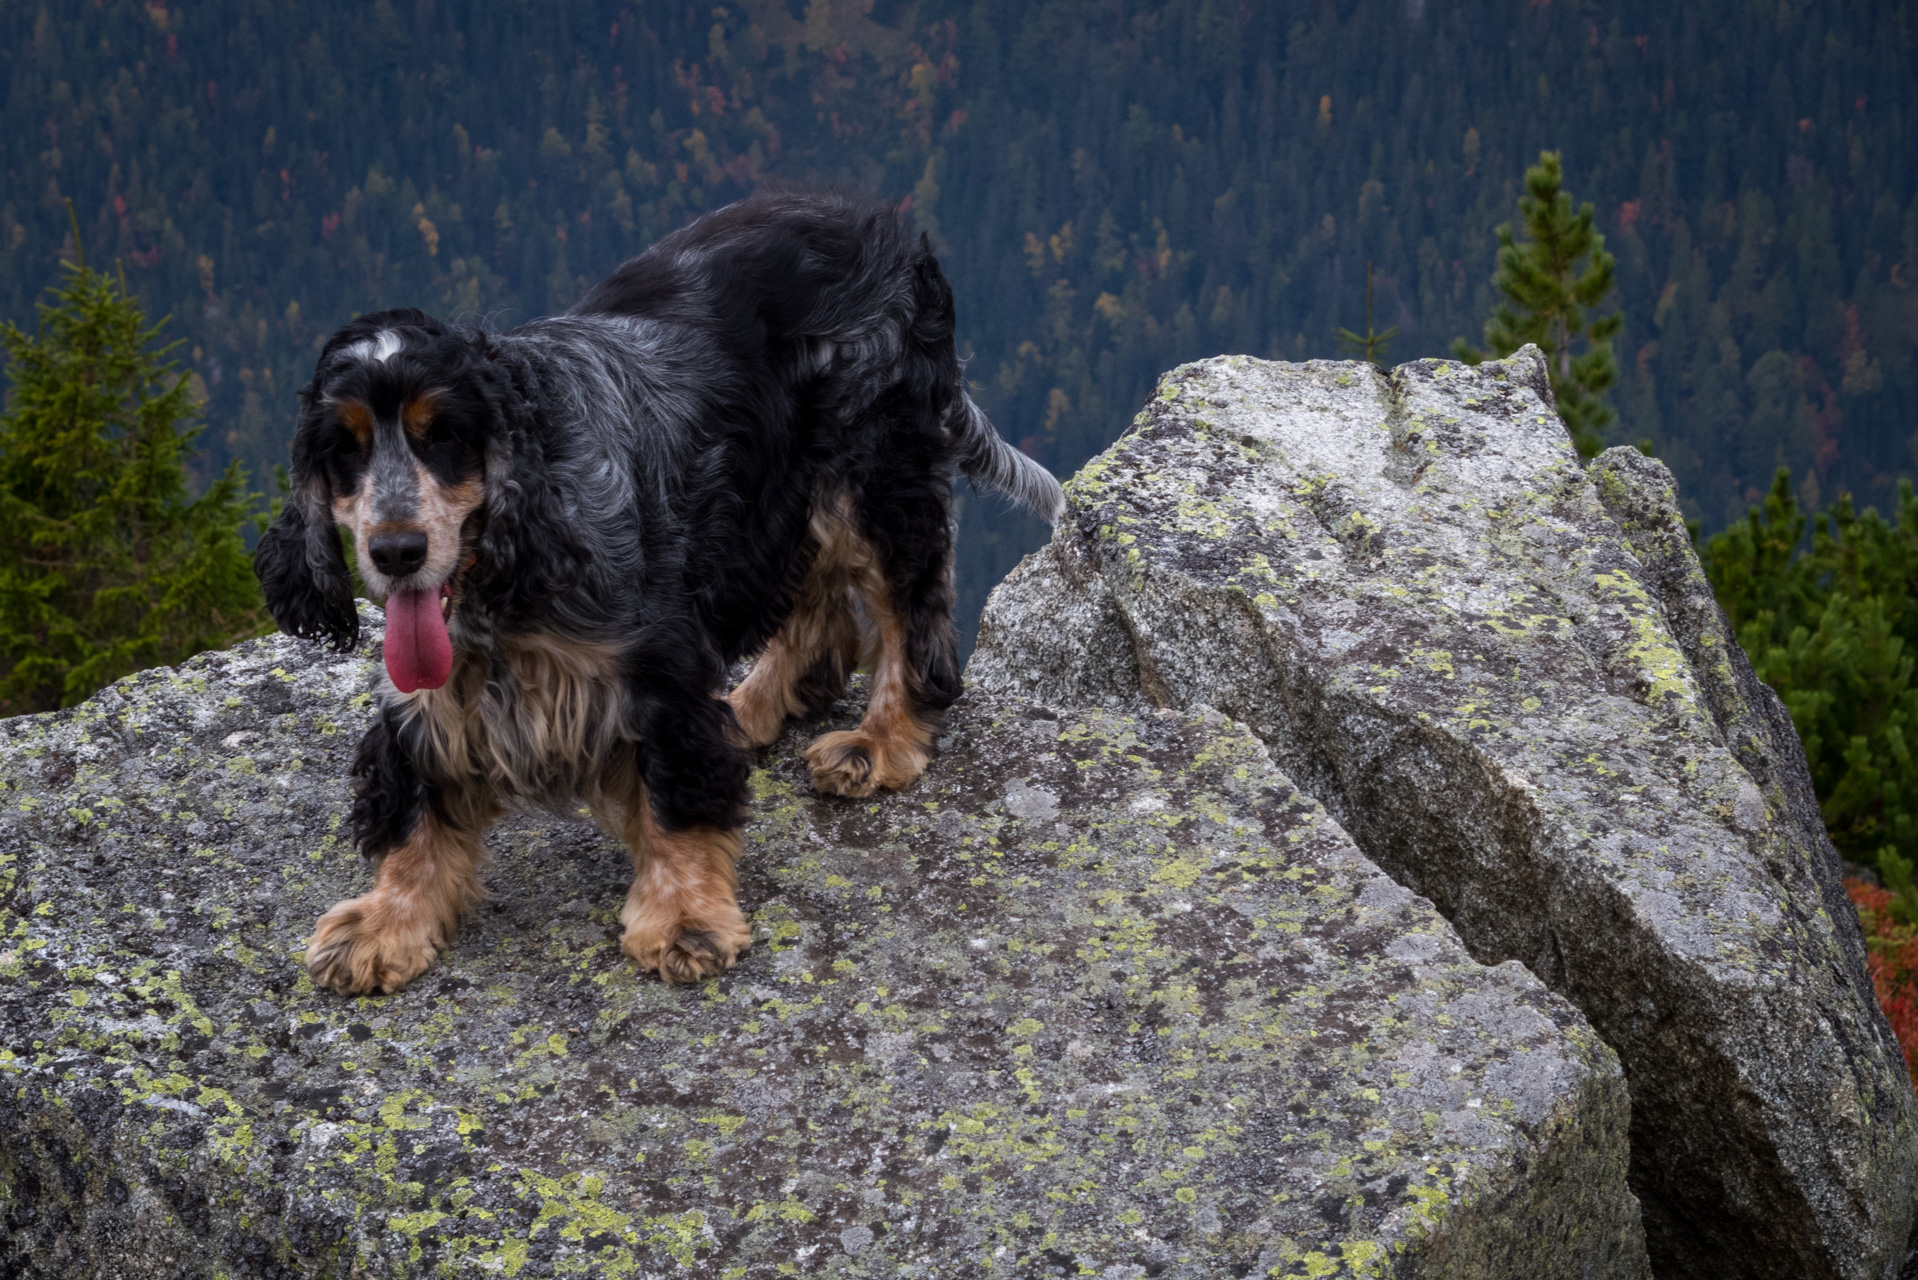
255;376;358;650
255;496;359;650
468;359;589;618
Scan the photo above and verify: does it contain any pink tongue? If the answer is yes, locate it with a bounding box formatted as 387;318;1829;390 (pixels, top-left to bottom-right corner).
385;589;452;693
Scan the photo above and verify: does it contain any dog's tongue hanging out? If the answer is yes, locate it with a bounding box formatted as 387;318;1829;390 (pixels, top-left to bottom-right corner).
384;587;452;693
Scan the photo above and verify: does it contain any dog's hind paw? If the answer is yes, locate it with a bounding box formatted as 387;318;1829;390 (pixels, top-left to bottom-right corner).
806;728;927;797
305;893;442;995
724;682;791;749
807;731;875;796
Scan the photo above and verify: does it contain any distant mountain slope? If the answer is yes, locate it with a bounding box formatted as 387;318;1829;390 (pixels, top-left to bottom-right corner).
3;1;1913;638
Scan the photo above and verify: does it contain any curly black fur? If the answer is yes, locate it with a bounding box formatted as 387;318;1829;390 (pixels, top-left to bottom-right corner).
252;499;358;652
349;705;428;860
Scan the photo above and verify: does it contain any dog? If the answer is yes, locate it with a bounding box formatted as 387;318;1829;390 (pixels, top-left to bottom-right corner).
253;190;1063;995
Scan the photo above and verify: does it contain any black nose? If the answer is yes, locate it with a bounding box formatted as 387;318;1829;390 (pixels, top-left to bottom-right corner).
367;530;429;578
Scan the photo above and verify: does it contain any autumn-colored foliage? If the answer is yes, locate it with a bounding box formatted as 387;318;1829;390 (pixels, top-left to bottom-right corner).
1847;878;1918;1087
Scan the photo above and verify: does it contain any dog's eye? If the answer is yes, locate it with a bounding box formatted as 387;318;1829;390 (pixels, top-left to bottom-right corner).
408;417;456;455
322;443;366;494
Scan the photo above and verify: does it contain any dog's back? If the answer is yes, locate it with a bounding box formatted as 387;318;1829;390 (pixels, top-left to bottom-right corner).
552;192;966;655
569;185;1060;554
571;190;940;389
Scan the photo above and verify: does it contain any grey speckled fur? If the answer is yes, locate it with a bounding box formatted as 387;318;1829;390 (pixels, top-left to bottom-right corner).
970;346;1918;1280
0;605;1648;1278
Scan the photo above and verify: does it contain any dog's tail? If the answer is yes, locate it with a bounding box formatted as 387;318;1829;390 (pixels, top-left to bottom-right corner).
953;392;1066;523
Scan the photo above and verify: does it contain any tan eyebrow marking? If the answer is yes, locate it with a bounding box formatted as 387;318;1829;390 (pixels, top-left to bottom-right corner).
333;399;373;444
402;391;443;439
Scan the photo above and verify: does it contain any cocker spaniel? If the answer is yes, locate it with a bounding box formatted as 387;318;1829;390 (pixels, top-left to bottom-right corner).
254;191;1063;994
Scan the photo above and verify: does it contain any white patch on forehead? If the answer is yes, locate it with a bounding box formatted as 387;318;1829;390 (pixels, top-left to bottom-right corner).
343;330;404;365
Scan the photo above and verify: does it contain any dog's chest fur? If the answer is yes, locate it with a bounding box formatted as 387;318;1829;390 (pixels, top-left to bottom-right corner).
396;631;629;806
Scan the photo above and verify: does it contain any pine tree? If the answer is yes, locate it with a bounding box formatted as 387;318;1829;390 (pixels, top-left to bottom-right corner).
1706;469;1918;917
0;226;266;714
1454;151;1623;458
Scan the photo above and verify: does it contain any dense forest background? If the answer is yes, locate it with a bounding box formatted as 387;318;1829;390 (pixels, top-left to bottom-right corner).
2;0;1915;640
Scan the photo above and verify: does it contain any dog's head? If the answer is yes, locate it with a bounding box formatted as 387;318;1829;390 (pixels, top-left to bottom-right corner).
255;309;496;691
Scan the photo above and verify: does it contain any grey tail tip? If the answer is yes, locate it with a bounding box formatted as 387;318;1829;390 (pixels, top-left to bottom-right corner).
956;395;1067;523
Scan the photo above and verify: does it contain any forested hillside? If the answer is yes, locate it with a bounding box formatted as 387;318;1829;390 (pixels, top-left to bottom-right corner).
3;0;1914;637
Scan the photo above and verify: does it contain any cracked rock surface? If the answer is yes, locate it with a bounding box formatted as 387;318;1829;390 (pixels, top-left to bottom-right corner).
0;607;1645;1278
969;346;1918;1280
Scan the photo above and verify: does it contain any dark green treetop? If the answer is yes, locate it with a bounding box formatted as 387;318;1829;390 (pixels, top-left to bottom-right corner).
1454;151;1623;458
1707;469;1918;917
0;229;265;714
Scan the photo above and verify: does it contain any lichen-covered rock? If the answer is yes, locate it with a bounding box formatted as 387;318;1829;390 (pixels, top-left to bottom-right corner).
969;349;1918;1280
1582;446;1881;1009
0;608;1646;1278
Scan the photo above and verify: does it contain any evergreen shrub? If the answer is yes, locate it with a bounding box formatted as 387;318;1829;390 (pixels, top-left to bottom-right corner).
0;239;265;714
1706;469;1918;917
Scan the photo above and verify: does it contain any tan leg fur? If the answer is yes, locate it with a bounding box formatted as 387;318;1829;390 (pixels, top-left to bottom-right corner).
731;495;937;798
793;496;934;795
727;498;867;749
618;788;752;985
726;576;860;748
804;590;934;798
306;812;486;995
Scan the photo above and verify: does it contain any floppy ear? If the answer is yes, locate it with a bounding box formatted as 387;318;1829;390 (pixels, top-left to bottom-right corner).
254;495;359;651
255;380;359;650
468;358;590;618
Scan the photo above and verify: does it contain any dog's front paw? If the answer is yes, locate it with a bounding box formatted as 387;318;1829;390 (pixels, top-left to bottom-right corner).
622;901;752;986
305;894;442;995
805;728;927;797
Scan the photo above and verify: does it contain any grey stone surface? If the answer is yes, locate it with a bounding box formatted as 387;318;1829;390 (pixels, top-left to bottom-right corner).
970;348;1918;1280
1583;446;1882;1019
0;608;1646;1278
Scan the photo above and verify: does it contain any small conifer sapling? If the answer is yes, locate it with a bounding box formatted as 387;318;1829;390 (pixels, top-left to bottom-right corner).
1335;262;1399;369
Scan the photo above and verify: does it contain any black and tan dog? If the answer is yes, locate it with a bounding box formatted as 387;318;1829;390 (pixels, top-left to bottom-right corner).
254;191;1062;994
